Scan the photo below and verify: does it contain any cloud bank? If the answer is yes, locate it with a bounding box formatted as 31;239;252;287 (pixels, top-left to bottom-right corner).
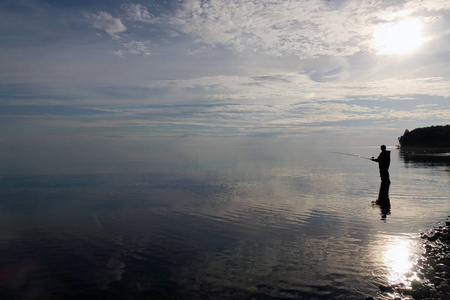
86;0;450;58
0;0;449;148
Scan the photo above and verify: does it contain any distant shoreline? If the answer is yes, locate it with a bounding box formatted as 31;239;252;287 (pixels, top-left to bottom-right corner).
399;147;450;152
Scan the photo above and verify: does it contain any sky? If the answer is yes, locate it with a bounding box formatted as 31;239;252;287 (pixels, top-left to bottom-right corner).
1;0;450;172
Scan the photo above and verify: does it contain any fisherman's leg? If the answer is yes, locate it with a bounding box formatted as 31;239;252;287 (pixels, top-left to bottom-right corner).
380;170;390;184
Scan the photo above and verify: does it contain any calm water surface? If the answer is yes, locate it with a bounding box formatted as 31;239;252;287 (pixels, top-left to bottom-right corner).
0;147;449;299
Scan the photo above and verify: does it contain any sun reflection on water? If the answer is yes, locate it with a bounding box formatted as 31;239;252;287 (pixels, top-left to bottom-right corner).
386;241;411;275
383;239;415;284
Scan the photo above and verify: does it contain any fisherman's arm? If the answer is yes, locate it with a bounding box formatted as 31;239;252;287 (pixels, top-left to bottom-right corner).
372;152;384;162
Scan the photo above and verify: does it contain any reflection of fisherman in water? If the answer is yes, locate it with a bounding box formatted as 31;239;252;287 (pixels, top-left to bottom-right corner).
372;145;391;184
374;182;391;221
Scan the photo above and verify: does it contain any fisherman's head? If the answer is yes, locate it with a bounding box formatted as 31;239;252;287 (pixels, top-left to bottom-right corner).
380;145;386;151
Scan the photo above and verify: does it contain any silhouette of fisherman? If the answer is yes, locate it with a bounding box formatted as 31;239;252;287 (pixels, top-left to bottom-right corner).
372;145;390;184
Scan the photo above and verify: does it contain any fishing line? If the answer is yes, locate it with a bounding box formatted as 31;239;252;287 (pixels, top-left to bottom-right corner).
329;151;373;161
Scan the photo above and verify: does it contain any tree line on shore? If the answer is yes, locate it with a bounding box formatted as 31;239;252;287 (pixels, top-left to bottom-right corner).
398;125;450;148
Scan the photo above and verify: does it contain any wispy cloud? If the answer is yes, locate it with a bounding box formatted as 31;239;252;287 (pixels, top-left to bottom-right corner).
145;74;450;103
416;104;438;108
81;0;450;60
31;98;445;139
85;11;127;40
121;4;157;23
79;0;450;60
112;40;152;57
169;0;450;57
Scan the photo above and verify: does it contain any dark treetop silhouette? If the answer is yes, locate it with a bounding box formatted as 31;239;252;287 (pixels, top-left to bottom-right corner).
398;125;450;148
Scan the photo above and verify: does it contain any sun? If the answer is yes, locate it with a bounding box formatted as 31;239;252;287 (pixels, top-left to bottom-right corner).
373;19;424;54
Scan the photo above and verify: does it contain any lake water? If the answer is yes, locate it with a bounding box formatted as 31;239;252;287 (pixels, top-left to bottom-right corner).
0;146;449;299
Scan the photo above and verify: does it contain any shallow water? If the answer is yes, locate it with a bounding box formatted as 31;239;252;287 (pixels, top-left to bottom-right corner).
0;147;449;299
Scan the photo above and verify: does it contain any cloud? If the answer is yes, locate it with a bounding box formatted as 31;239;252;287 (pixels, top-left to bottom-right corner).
3;0;449;141
168;0;450;58
84;5;161;57
85;11;127;40
416;104;438;108
121;4;156;23
145;74;450;104
81;0;450;59
169;0;369;57
0;104;117;116
61;97;446;139
112;40;152;57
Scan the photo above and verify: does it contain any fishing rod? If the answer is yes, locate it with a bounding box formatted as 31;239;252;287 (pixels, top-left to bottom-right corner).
329;151;373;161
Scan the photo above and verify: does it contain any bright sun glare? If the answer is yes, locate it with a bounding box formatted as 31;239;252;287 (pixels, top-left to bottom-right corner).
384;240;414;283
374;19;424;54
